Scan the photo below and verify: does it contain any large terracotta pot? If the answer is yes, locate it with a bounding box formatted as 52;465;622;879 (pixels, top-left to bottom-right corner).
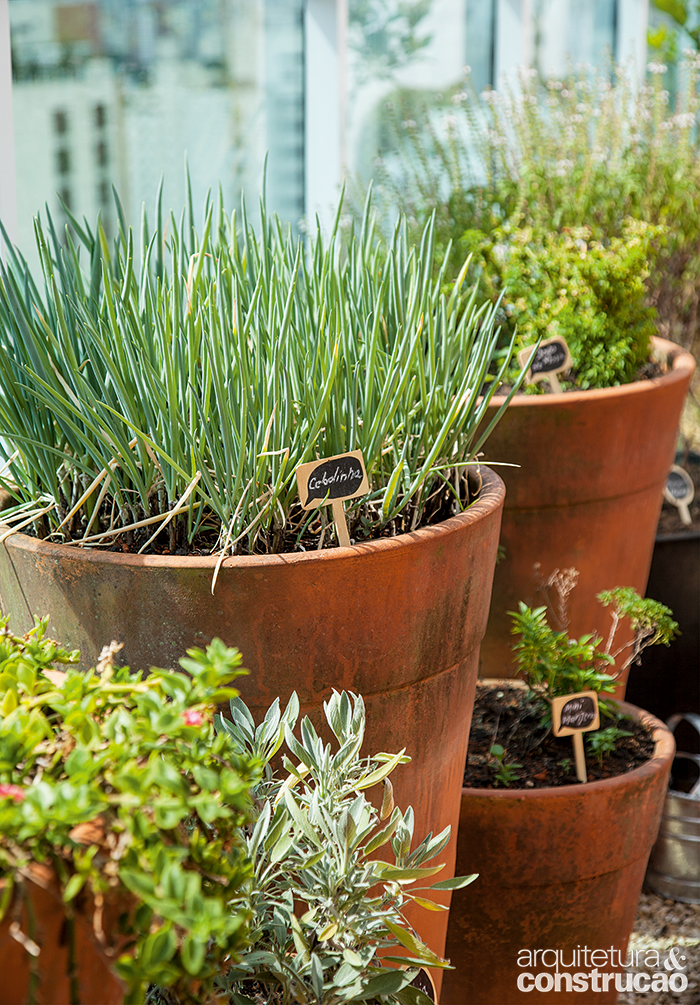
0;467;506;979
0;863;127;1005
441;701;675;1005
478;337;695;690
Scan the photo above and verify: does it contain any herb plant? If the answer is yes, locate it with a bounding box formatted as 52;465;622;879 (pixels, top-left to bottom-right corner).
488;744;522;787
214;689;477;1004
371;57;700;361
0;185;522;557
0;617;258;1004
586;726;633;765
460;219;661;389
510;583;678;723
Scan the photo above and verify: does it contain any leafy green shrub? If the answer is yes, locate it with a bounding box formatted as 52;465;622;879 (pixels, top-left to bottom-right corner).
510;583;678;725
461;219;662;389
215;690;476;1004
370;57;700;360
0;186;522;557
0;617;258;1004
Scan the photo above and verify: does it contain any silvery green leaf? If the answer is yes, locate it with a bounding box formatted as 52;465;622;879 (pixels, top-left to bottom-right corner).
281;691;300;731
310;952;324;999
428;872;479;891
284;788;323;848
334;962;362;986
408;824;450;866
248;799;271;859
357;968;414;999
269;830;294;864
284;724;314;770
262;804;289;853
324;690;344;741
362;807;401;856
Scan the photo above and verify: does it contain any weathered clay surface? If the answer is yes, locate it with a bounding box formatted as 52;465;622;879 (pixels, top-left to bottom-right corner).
0;469;506;979
478;337;695;691
441;703;675;1005
0;863;127;1005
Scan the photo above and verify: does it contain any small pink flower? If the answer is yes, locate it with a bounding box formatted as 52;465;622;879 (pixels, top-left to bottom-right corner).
0;784;26;803
182;709;205;727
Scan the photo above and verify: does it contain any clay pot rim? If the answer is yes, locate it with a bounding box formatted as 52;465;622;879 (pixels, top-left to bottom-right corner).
487;336;695;408
462;699;675;800
0;466;505;570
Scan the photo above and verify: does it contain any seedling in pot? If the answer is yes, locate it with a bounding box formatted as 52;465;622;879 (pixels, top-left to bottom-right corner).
488;744;522;787
587;725;633;766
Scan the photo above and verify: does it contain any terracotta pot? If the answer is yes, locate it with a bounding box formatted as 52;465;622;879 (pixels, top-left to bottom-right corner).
441;700;675;1005
0;863;127;1005
478;337;695;692
0;467;506;979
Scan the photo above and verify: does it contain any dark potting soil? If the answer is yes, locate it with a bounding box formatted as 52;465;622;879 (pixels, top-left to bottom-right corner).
464;683;656;790
23;467;484;558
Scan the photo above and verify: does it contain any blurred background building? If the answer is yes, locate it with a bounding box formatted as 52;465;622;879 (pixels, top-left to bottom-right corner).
0;0;664;259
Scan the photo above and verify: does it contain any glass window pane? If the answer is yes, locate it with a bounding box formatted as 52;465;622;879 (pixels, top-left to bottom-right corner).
9;0;304;263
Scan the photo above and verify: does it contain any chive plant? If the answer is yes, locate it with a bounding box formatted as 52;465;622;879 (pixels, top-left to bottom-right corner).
0;185;521;557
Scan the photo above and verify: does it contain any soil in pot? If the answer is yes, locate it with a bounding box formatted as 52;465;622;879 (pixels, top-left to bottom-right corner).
465;682;656;789
441;688;675;1005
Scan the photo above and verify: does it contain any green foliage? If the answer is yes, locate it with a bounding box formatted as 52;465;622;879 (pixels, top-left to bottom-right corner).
215;690;477;1004
598;586;679;649
461;219;661;389
510;586;679;727
586;726;633;765
488;744;522;787
0;184;522;556
649;1;700;57
510;604;618;712
370;57;700;360
0;615;259;1004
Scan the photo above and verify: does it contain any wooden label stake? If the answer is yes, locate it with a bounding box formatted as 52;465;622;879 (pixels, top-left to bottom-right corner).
551;690;600;784
664;464;694;527
296;450;368;548
518;336;572;393
572;733;587;784
331;499;351;547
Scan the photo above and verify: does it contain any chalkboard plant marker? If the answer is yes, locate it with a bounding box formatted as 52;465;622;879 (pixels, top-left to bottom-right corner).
517;335;572;393
551;690;600;783
295;450;369;548
663;464;694;526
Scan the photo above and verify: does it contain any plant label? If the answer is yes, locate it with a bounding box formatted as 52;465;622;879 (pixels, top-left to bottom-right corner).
552;691;600;737
663;464;694;526
296;450;368;547
552;690;600;784
518;336;572;393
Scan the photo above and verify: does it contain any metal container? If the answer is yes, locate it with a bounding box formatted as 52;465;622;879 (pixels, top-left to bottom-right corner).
645;713;700;904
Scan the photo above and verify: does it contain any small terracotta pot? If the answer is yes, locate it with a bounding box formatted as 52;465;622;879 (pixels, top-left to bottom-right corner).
0;468;506;983
478;337;695;693
441;701;675;1005
0;863;127;1005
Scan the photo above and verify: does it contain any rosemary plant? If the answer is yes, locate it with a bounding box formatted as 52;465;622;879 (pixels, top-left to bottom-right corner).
0;186;520;556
